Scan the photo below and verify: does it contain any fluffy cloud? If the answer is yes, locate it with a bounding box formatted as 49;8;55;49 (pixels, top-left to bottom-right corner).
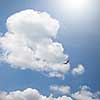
72;64;85;75
0;88;72;100
50;85;71;95
0;87;99;100
72;86;100;100
0;88;46;100
0;9;70;77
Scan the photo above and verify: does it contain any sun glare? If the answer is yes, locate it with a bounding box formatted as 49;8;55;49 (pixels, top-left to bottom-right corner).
58;0;90;13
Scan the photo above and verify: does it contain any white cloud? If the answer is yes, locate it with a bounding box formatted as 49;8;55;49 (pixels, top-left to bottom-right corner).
72;64;85;75
0;88;72;100
48;72;65;79
72;86;100;100
0;9;70;77
0;88;46;100
0;87;99;100
50;85;71;95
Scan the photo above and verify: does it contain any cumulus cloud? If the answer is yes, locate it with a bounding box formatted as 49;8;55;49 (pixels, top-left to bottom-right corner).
0;88;72;100
72;64;85;75
72;86;100;100
50;85;71;95
0;9;70;77
0;88;46;100
0;87;99;100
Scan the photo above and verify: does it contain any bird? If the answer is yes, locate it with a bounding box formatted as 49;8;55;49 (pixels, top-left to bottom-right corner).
64;57;70;64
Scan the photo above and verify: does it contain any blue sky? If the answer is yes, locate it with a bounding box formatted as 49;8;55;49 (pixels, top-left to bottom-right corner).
0;0;100;100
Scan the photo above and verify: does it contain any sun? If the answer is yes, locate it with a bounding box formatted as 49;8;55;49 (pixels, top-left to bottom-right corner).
58;0;89;13
66;0;87;9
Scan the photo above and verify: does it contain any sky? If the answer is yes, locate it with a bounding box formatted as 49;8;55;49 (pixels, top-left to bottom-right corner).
0;0;100;100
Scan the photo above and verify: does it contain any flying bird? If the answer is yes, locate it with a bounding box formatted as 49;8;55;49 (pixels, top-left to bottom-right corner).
64;57;70;64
